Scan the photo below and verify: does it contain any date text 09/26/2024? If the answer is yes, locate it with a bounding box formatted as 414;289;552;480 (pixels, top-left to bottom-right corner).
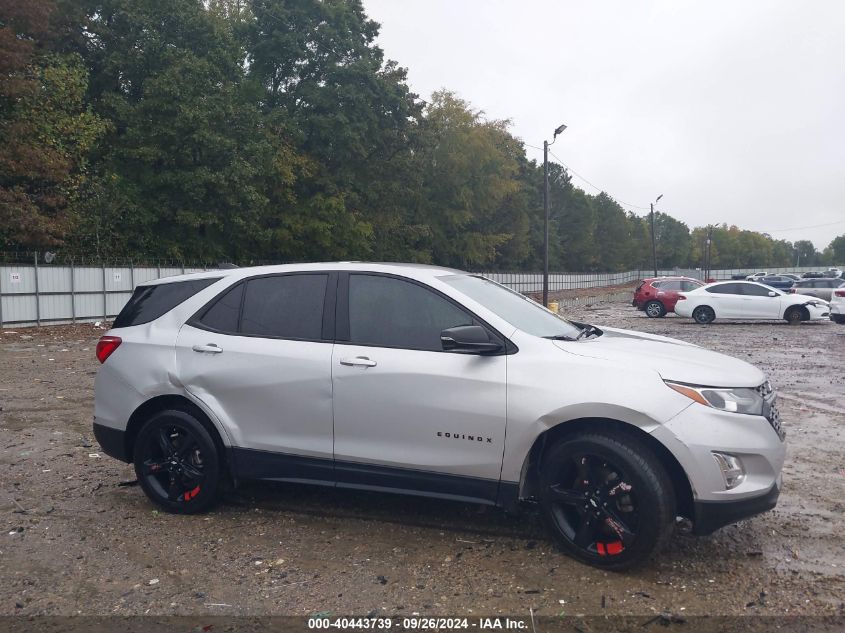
307;617;528;630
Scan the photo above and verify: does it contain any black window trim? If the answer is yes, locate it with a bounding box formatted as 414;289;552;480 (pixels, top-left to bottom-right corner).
187;271;338;343
336;271;517;356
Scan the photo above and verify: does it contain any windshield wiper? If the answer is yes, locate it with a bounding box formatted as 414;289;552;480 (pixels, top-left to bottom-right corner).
543;334;576;341
575;324;601;340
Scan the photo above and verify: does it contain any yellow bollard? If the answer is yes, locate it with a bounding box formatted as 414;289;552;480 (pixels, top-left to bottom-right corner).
548;301;559;313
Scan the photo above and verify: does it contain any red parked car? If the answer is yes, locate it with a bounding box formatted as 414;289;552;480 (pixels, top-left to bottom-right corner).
633;276;705;317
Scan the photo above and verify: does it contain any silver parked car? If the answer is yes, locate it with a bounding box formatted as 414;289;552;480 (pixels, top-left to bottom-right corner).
93;263;786;569
789;277;845;302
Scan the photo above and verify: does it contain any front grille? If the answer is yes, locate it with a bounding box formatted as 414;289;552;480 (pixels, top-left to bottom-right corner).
757;381;786;441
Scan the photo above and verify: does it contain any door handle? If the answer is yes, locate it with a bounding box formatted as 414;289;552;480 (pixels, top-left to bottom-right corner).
192;343;223;354
339;356;377;368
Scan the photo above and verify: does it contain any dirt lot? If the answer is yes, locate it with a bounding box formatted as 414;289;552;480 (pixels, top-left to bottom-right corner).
1;306;844;620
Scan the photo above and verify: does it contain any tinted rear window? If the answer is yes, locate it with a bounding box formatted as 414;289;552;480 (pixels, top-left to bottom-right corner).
240;274;327;339
113;278;219;328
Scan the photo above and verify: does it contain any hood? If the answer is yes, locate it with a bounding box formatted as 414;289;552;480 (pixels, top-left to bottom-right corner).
553;326;765;388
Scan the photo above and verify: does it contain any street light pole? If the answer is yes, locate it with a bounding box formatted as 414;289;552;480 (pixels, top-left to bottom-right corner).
543;124;566;307
543;140;550;307
649;194;663;277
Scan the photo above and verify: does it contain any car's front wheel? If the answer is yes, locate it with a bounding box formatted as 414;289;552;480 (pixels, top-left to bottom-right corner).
539;432;675;570
784;306;804;326
133;410;222;514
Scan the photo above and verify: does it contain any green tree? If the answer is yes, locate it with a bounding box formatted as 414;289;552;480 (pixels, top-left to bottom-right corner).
793;240;820;267
826;234;845;265
0;0;106;249
246;0;421;261
71;0;303;260
653;212;691;269
410;91;524;267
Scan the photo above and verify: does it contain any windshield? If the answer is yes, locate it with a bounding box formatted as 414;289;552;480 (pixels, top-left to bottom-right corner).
440;274;583;339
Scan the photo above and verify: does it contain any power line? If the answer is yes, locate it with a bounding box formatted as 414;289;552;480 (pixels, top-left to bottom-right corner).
546;149;650;211
532;143;843;236
763;219;845;233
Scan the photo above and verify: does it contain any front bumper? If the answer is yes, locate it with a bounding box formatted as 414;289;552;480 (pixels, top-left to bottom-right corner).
650;397;786;531
806;303;830;320
693;478;781;535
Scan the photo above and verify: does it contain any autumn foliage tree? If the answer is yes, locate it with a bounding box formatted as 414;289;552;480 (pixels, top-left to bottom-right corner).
0;0;105;250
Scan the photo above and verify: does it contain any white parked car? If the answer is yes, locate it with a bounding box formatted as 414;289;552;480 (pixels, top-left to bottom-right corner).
830;282;845;324
745;272;768;281
675;281;830;325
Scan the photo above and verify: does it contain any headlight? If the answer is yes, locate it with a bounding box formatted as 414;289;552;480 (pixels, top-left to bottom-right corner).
665;381;764;415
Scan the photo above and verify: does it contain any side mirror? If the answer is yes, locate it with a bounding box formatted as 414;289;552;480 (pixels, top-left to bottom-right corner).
768;291;777;297
441;325;502;354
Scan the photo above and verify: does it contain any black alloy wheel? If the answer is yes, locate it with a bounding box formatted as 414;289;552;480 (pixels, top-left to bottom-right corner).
539;433;675;570
133;410;221;514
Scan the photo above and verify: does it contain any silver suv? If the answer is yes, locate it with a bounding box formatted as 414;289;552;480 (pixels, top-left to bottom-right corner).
93;263;785;569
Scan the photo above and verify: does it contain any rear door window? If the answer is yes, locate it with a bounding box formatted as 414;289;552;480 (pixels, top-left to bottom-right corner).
113;278;219;328
240;274;328;340
743;284;773;296
197;283;244;333
706;283;744;295
660;280;682;291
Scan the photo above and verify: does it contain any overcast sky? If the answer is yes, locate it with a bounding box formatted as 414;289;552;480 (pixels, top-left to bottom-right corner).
363;0;844;250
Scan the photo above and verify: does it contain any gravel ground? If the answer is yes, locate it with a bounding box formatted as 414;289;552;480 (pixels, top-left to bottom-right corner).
1;306;844;620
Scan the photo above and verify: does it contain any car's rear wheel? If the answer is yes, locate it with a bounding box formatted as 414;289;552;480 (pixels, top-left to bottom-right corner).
692;305;715;324
539;432;675;570
784;307;804;326
133;410;221;514
644;300;666;318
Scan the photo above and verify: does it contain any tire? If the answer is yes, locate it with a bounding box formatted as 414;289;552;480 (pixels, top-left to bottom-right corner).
784;307;803;326
538;432;676;571
644;300;666;318
833;315;845;324
692;305;715;324
133;409;222;514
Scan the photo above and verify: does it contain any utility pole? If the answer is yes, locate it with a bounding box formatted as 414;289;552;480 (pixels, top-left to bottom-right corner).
542;123;567;307
649;194;663;277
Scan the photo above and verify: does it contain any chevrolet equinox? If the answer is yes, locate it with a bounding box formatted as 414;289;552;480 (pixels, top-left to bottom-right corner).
93;263;786;569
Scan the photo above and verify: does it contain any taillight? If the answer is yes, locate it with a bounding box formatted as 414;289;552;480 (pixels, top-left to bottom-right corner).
835;290;845;298
96;336;122;364
789;288;797;293
677;294;686;301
